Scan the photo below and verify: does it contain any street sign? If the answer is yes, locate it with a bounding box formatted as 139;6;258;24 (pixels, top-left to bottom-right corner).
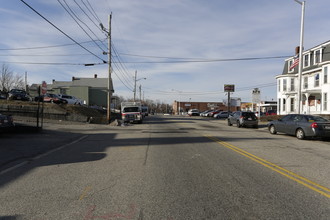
41;81;47;95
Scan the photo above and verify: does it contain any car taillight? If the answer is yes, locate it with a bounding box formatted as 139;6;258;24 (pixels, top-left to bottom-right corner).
311;122;318;128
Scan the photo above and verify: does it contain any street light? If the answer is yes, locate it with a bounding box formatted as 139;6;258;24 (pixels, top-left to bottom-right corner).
172;89;182;115
133;70;146;101
294;0;305;114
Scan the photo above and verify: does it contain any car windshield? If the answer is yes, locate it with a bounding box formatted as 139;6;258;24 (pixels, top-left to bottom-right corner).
123;107;140;113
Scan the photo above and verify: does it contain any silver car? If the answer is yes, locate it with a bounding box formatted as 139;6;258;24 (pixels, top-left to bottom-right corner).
268;114;330;140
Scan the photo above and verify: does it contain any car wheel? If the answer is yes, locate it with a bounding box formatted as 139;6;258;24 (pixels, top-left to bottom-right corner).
296;128;305;140
227;120;232;126
236;120;241;128
269;125;277;134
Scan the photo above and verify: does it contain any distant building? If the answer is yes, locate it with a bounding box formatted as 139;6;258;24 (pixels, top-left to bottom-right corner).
30;74;115;107
277;41;330;115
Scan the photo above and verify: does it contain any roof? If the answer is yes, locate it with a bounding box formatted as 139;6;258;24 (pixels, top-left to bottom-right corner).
49;77;114;90
281;40;330;75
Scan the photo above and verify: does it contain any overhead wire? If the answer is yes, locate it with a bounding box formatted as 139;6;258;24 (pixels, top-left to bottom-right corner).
0;39;107;51
81;0;102;25
73;0;104;33
19;0;106;63
57;0;107;52
111;44;135;87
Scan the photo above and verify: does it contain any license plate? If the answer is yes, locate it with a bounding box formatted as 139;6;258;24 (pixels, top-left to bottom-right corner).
325;126;330;129
248;118;252;120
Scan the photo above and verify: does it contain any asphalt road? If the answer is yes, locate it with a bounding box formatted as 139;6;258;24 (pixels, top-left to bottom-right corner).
0;115;329;219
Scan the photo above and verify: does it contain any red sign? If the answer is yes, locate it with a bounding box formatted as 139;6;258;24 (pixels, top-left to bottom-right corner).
41;81;47;94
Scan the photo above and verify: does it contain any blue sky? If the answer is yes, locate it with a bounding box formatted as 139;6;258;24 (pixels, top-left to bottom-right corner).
1;0;330;104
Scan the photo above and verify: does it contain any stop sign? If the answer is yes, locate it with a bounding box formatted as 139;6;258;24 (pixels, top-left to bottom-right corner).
41;81;47;95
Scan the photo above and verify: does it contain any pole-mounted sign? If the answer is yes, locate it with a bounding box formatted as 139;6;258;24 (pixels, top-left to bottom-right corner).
41;81;47;95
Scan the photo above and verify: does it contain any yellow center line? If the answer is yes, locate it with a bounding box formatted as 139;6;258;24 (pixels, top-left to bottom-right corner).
79;186;92;200
204;135;330;199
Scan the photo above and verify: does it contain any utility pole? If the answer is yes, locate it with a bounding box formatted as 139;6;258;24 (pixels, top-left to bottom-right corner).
139;85;142;101
107;13;112;123
25;71;28;92
134;70;137;101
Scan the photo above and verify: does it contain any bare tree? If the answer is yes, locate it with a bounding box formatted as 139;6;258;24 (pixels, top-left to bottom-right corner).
0;63;24;92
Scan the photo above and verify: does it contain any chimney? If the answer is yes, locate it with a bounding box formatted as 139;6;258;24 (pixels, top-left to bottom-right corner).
295;46;300;55
72;76;75;81
52;79;55;84
94;74;97;78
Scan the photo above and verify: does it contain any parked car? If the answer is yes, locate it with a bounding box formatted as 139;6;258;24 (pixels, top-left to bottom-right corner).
35;93;68;104
268;114;330;140
208;110;221;117
58;94;83;105
214;111;230;119
200;110;212;117
266;110;277;116
188;109;200;116
0;113;14;132
228;111;258;128
7;89;30;101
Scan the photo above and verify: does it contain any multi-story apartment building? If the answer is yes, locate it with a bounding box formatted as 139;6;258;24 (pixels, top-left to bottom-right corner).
277;41;330;115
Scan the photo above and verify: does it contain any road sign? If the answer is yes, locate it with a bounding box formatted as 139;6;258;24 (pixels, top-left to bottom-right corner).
41;81;47;94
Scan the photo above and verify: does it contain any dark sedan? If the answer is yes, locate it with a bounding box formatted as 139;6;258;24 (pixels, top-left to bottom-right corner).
7;89;30;101
268;114;330;140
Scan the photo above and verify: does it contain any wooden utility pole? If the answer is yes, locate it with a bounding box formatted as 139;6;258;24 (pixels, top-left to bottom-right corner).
107;13;112;123
134;70;137;101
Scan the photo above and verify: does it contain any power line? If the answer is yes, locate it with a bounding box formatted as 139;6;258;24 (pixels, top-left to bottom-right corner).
0;39;107;51
0;60;105;65
19;0;106;63
80;0;102;26
73;0;105;34
81;0;102;23
58;0;107;52
115;55;291;64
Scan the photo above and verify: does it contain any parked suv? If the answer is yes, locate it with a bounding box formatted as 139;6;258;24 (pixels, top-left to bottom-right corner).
188;109;200;116
228;111;258;128
7;89;30;101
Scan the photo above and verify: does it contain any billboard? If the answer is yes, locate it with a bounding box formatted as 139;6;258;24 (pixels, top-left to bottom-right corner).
224;84;235;92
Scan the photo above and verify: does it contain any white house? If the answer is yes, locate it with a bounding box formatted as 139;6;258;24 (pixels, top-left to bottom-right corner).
277;41;330;115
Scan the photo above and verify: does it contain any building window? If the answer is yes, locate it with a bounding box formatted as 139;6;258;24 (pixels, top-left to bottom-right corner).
283;79;287;91
324;93;328;111
303;77;308;89
288;60;294;72
314;49;322;64
304;53;310;68
278;80;281;92
324;66;328;84
283;98;286;111
315;74;320;87
290;98;295;112
290;78;295;91
278;98;281;114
